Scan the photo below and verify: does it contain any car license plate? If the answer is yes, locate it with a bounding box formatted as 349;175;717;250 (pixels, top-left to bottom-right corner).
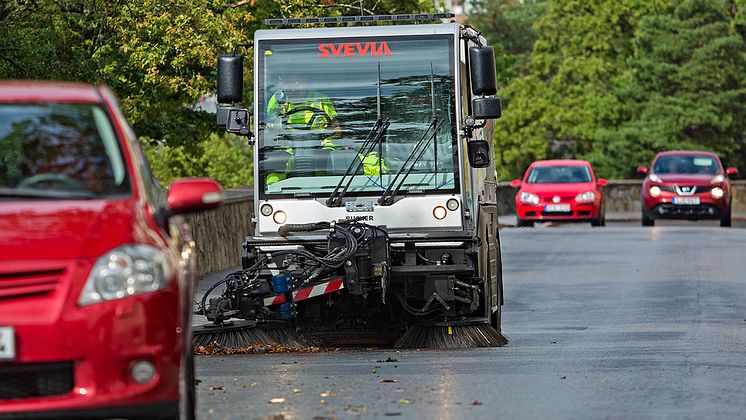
673;196;700;205
0;326;15;360
544;204;571;212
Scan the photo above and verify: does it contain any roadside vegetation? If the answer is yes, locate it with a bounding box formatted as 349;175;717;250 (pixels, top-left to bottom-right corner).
2;0;745;184
468;0;746;180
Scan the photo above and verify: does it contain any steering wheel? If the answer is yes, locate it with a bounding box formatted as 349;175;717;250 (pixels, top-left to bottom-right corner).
279;106;333;129
17;173;87;190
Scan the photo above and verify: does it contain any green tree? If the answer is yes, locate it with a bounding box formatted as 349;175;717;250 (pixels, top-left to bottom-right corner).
596;0;746;175
491;0;668;180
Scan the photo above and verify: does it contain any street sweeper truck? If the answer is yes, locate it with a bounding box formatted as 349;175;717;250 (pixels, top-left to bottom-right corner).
195;13;506;349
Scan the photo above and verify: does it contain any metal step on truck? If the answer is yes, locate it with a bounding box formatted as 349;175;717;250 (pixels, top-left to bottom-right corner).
196;13;506;348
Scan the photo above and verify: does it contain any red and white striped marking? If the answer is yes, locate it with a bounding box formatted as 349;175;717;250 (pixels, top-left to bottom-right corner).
263;277;345;306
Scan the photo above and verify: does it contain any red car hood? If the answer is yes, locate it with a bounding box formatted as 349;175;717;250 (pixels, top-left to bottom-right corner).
653;174;718;184
520;182;596;196
0;199;137;265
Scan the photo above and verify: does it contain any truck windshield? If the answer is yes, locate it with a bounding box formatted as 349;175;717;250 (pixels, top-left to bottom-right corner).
0;103;130;199
257;35;457;198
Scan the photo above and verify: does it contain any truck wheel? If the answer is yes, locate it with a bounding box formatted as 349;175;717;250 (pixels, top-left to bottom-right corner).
720;206;732;227
179;349;196;420
516;217;534;227
490;229;504;333
641;211;654;227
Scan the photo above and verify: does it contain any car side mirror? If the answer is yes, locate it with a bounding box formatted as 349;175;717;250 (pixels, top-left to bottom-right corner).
217;54;243;104
726;167;738;176
467;140;490;168
167;178;223;215
636;166;648;175
597;178;608;187
510;179;521;187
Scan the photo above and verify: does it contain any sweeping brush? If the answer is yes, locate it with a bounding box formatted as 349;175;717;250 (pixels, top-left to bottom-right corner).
394;321;508;349
192;320;307;349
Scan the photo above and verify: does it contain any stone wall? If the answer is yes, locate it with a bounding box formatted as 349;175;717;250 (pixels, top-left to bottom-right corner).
184;188;253;277
497;180;746;215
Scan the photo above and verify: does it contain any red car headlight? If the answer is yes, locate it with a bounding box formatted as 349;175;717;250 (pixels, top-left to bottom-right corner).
649;186;661;198
78;245;173;306
519;192;540;205
575;191;595;203
711;187;724;199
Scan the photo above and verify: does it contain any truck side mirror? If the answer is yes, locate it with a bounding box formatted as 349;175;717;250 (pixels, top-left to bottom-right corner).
473;97;501;119
469;46;497;96
217;54;243;104
467;140;490;168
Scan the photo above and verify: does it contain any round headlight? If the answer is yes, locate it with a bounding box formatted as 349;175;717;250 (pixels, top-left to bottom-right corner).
433;206;447;220
260;203;273;217
94;269;127;300
711;187;724;199
649;186;661;198
446;198;460;211
273;210;287;224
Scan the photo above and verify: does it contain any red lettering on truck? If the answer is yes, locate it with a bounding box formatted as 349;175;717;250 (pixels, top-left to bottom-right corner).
318;42;391;58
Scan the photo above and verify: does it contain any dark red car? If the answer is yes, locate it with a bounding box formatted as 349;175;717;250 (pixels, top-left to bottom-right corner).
0;81;222;419
511;160;607;227
638;151;737;227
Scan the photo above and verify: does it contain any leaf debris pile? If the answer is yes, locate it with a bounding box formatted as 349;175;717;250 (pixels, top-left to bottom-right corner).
193;341;322;355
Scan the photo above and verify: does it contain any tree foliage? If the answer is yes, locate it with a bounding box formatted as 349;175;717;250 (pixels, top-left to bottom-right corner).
471;0;746;180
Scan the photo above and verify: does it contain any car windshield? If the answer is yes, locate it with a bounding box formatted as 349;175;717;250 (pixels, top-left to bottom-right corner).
0;103;130;198
526;165;592;184
653;154;720;175
256;35;456;198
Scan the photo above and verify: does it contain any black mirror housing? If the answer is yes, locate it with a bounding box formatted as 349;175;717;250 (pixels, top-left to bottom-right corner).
467;140;491;168
472;97;501;119
217;105;252;138
217;54;243;104
469;46;497;96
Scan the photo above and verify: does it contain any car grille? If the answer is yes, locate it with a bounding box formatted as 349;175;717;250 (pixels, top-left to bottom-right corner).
0;269;64;299
0;362;74;400
658;185;708;194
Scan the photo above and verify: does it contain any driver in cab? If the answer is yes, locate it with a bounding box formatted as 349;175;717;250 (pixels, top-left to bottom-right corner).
264;73;386;185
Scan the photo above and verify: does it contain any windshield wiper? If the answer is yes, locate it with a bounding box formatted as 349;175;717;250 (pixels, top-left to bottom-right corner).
378;64;443;206
326;63;390;207
0;187;97;200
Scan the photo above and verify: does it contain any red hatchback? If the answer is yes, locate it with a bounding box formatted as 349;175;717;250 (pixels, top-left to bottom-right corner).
638;151;737;227
512;160;607;227
0;81;222;419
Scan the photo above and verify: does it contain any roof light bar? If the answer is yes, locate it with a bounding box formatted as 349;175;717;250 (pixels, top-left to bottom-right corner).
263;13;455;26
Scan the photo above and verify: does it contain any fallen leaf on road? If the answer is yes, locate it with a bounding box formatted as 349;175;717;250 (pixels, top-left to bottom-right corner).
560;375;567;379
292;388;302;393
384;413;402;417
398;399;411;404
377;357;399;363
320;391;336;397
345;405;368;415
269;397;286;404
471;400;483;406
320;399;327;405
208;386;225;391
380;379;398;383
193;341;322;355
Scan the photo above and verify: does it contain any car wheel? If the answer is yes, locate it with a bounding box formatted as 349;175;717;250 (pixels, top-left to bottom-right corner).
591;201;606;227
641;210;654;227
720;206;732;227
516;217;534;227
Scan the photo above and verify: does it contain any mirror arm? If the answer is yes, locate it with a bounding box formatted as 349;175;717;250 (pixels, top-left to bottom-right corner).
232;41;253;55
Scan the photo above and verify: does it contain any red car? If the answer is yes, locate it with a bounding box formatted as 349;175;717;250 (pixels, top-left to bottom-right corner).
511;160;607;227
0;81;222;419
638;151;737;227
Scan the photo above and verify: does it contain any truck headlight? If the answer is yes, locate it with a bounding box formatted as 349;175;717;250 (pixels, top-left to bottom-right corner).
79;245;172;306
649;186;661;198
519;192;540;205
575;191;595;203
711;187;724;199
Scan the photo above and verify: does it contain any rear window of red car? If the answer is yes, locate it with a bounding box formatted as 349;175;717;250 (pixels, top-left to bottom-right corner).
0;103;131;199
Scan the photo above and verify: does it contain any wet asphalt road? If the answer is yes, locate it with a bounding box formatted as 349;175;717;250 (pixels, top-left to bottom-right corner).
195;221;746;419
